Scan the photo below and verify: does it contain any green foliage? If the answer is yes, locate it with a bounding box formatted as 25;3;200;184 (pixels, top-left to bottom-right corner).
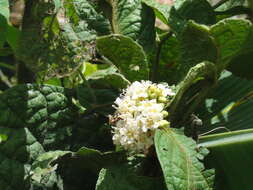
199;129;253;190
155;128;214;190
96;165;165;190
96;34;149;81
1;0;253;189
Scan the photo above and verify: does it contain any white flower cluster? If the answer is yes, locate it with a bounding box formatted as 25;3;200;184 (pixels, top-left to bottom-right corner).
111;81;175;153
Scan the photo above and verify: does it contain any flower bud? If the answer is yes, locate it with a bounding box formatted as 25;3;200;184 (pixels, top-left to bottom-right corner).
158;96;167;103
158;120;170;128
162;111;169;118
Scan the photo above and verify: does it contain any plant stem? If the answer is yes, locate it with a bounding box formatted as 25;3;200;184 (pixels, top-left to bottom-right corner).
78;70;97;104
151;31;172;82
213;0;229;9
0;69;13;87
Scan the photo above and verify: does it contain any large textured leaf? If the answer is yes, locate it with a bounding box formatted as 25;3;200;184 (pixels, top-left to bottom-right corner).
169;62;217;126
107;0;156;51
0;84;80;189
141;0;170;25
95;165;165;190
30;150;70;188
16;0;93;78
73;0;111;35
210;19;253;78
0;84;77;149
73;0;155;52
198;129;253;190
169;0;215;33
155;128;214;190
176;21;218;82
157;35;181;85
96;34;149;81
0;127;56;189
199;71;253;133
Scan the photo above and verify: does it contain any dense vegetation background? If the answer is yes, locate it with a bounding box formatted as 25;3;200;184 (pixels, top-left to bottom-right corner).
1;0;253;189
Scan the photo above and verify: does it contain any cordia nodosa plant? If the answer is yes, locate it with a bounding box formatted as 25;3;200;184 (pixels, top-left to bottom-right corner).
1;0;253;189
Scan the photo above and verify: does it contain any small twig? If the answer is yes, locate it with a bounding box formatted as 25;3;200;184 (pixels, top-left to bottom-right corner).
199;127;230;136
78;70;97;104
213;0;229;9
151;31;172;82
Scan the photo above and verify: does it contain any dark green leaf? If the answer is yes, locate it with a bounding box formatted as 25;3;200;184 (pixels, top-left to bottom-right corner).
96;34;149;81
169;0;215;33
108;0;156;51
0;14;8;48
74;0;155;52
87;66;130;89
31;150;70;189
198;128;253;190
6;25;21;51
176;21;218;81
210;19;253;79
77;84;118;115
0;84;78;149
73;0;112;35
96;165;165;190
141;0;170;25
155;128;214;190
0;127;46;189
199;71;253;133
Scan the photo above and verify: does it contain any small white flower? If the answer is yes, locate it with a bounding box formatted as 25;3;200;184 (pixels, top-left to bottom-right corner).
110;80;175;153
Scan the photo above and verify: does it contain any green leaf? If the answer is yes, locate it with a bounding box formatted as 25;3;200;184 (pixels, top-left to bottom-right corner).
0;84;78;149
53;0;62;13
108;0;156;51
52;147;126;189
6;25;21;51
198;128;253;190
87;66;130;89
96;34;149;81
210;19;253;79
199;71;253;133
0;134;8;143
0;0;9;20
73;0;155;52
96;165;165;190
77;84;118;114
16;1;93;77
169;62;217;126
155;128;214;190
157;35;181;85
176;21;218;82
141;0;170;25
0;127;46;189
73;147;125;173
73;0;112;35
169;0;215;33
0;14;8;48
31;150;70;188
